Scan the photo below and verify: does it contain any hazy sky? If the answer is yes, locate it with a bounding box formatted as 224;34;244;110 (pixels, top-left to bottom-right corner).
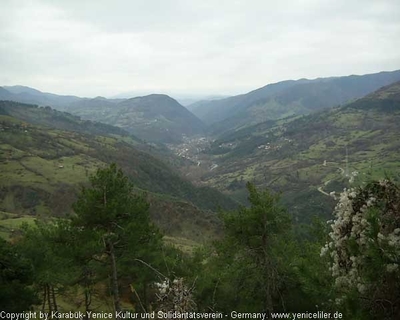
1;0;399;98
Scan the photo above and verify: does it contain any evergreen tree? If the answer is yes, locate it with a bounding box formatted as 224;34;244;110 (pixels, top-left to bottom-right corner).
17;220;76;312
196;182;291;313
0;238;38;312
72;163;161;312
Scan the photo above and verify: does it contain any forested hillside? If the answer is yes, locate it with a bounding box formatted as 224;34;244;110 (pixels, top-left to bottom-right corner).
190;70;400;135
72;94;205;143
0;101;237;241
2;165;399;319
0;87;206;144
196;81;400;223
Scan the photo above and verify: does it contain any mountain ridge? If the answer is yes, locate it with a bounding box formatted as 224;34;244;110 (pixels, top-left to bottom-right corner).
69;94;206;143
0;87;206;143
190;69;400;136
195;81;400;222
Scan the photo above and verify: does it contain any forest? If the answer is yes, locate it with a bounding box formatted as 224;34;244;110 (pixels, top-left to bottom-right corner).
2;163;399;319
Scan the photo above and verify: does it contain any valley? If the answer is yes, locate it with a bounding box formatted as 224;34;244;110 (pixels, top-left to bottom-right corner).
1;71;400;317
0;101;238;243
161;80;400;224
2;72;400;227
2;0;400;316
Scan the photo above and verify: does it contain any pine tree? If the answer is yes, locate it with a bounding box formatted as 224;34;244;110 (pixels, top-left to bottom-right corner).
196;182;291;313
0;238;39;312
224;182;291;312
72;163;160;312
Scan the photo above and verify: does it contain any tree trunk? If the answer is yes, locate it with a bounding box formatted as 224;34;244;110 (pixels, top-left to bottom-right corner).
262;231;273;314
83;266;92;313
51;286;58;311
85;289;91;313
143;281;148;309
47;284;52;313
109;240;121;313
265;279;273;314
42;285;47;312
84;283;92;313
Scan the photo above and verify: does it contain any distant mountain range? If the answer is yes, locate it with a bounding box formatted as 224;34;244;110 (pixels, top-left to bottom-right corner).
189;70;400;136
2;85;82;107
2;69;400;144
200;81;400;222
0;87;205;143
180;95;231;109
1;71;400;233
110;91;230;107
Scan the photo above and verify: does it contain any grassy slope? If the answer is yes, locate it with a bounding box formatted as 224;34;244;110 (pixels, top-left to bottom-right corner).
0;101;237;241
200;82;400;222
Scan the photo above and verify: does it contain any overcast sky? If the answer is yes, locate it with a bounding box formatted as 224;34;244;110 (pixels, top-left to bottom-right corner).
1;0;399;98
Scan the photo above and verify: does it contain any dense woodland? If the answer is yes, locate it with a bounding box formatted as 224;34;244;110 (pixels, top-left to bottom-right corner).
1;163;400;319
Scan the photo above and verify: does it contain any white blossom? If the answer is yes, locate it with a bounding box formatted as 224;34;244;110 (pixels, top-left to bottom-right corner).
386;264;398;273
321;180;400;302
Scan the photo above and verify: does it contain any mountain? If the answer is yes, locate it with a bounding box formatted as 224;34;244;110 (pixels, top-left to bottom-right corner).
64;96;120;117
1;85;82;107
0;101;237;239
0;88;14;102
66;94;206;143
0;100;139;141
0;86;206;144
196;81;400;222
181;95;231;109
191;70;400;136
111;92;229;106
4;85;44;95
191;80;301;124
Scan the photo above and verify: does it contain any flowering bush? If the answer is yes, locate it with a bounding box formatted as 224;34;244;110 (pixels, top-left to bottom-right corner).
321;179;400;318
155;278;196;312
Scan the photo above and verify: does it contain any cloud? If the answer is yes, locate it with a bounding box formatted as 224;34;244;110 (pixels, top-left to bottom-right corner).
0;0;399;97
